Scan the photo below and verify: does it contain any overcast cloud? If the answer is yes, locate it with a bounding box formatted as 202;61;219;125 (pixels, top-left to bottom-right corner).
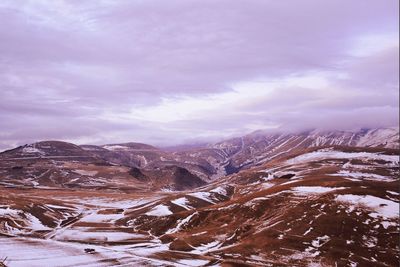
0;0;398;150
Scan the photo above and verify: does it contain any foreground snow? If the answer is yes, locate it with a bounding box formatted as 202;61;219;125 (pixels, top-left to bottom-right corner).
0;237;118;267
55;229;146;242
335;194;399;218
0;236;192;267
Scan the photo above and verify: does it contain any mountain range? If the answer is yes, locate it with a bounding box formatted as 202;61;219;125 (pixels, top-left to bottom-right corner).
0;127;398;266
1;127;398;190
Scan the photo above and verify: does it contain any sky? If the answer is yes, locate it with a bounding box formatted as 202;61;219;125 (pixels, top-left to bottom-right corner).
0;0;398;150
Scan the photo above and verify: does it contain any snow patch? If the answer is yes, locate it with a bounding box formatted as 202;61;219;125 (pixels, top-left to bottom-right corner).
55;229;145;242
387;190;399;196
190;241;221;254
293;186;346;194
332;170;395;182
22;146;45;155
0;208;50;231
335;194;399;218
311;235;330;248
103;145;129;151
287;149;399;165
187;192;216;204
210;186;228;196
76;197;155;209
145;204;173;217
177;259;209;266
166;212;197;234
170;197;192;210
0;207;20;217
80;212;124;223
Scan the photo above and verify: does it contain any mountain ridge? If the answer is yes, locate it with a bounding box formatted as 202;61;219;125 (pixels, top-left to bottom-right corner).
1;127;398;183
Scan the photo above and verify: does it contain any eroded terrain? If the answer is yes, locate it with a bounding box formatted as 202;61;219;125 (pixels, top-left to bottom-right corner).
1;143;398;266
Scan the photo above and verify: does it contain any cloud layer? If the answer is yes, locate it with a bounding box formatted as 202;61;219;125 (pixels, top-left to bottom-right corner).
0;0;398;149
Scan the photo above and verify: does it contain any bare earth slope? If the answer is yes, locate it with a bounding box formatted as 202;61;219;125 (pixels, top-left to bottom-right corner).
0;141;206;192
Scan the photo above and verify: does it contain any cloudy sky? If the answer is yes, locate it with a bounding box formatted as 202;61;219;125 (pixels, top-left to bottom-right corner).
0;0;398;150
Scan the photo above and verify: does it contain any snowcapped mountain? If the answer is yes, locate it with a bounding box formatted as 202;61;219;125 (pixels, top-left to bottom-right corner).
168;127;399;179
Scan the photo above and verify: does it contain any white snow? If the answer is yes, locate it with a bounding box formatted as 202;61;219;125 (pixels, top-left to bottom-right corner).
26;214;51;231
166;212;197;234
381;221;397;229
45;204;74;210
161;188;174;192
22;146;44;155
335;194;399;218
103;145;130;151
280;180;301;186
210;186;228;196
293;186;346;194
387;190;400;196
261;182;275;189
332;170;395;182
177;259;209;266
356;128;399;149
311;235;330;248
0;236;169;267
125;241;170;257
55;229;145;242
170;197;192;210
56;227;146;242
286;149;399;165
187;192;216;204
0;237;107;267
80;212;124;223
193;231;208;236
76;197;155;209
190;240;221;254
250;255;264;261
363;236;377;248
145;204;173;217
243;197;268;207
217;204;238;210
303;227;313;235
137;155;148;167
0;207;20;217
0;208;50;231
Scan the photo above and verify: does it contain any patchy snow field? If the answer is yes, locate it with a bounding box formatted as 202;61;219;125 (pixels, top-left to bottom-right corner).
286;149;399;165
0;237;178;267
55;229;146;242
187;192;216;204
171;197;193;210
332;170;396;182
293;186;346;195
335;194;399;218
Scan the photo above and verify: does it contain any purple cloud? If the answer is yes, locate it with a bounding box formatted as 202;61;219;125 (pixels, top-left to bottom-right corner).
0;0;398;150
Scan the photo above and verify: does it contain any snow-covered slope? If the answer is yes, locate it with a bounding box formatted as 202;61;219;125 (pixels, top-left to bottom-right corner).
355;127;399;148
202;127;399;176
